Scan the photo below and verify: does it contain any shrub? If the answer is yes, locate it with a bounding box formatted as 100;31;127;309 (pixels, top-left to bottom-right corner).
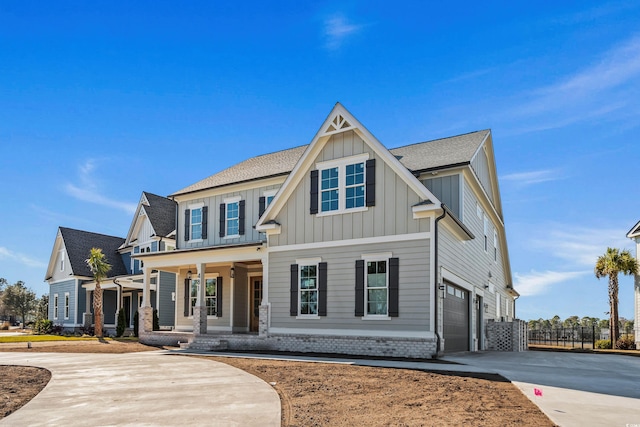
616;336;636;350
133;310;139;337
153;309;160;331
595;339;612;349
79;325;94;336
116;308;126;337
33;319;53;335
50;324;64;335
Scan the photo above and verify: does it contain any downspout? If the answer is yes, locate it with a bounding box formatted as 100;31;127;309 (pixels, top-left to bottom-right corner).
433;203;447;357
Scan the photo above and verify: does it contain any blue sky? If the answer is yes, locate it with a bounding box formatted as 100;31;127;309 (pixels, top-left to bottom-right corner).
1;1;639;322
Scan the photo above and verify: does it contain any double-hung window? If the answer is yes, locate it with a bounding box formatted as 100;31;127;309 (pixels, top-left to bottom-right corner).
226;201;239;236
205;278;218;316
315;153;370;215
53;294;59;320
64;293;70;319
191;208;203;240
366;260;388;316
189;278;199;316
299;263;319;316
185;202;206;241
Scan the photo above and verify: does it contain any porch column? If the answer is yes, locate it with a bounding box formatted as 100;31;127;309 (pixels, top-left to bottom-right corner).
193;263;207;335
139;267;153;333
259;255;269;337
83;289;92;328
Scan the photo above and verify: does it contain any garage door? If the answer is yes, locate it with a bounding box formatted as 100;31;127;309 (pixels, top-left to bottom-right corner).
443;282;469;352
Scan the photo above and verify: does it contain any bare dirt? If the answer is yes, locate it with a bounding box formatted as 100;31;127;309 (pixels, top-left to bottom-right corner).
0;340;554;426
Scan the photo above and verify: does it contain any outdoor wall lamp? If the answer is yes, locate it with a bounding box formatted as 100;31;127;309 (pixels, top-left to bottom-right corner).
187;270;192;280
230;267;235;278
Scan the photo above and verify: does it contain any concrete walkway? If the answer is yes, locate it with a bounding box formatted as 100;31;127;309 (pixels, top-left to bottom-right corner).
0;351;280;427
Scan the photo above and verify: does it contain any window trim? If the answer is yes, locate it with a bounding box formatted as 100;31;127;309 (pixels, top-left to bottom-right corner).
64;292;70;320
361;252;392;319
296;257;321;319
315;153;370;216
263;189;277;207
223;196;241;238
188;202;204;242
53;293;59;320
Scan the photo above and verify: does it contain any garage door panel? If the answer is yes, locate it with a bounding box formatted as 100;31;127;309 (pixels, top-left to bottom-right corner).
443;282;469;352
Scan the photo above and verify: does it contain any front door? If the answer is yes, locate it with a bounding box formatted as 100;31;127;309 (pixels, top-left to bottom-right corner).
250;277;263;333
123;295;132;327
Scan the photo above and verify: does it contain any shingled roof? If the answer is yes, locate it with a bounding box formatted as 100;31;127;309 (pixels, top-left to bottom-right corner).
171;130;489;196
59;227;128;278
142;192;176;237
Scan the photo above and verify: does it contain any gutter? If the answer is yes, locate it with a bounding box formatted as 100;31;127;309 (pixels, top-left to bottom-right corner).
433;203;447;357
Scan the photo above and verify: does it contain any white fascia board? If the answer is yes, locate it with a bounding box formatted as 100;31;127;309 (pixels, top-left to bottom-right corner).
412;203;440;219
255;222;281;235
44;232;65;281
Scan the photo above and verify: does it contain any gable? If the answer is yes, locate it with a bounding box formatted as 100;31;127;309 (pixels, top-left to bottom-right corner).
257;103;441;235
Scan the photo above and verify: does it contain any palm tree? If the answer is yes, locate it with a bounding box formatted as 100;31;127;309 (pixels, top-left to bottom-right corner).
86;248;111;338
595;247;638;348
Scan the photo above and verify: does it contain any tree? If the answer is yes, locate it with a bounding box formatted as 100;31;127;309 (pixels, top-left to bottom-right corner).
0;277;7;319
2;281;37;325
595;247;638;348
86;247;112;338
563;315;580;328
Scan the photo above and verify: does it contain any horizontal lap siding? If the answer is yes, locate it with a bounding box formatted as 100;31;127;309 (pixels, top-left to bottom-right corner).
270;131;430;247
179;184;280;249
269;239;431;332
49;279;76;325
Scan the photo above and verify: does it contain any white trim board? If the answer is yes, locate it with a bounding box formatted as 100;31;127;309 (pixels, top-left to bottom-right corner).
268;232;430;253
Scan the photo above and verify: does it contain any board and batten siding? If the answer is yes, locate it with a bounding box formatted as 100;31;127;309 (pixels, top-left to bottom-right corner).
270;130;430;247
437;179;508;320
49;279;76;324
157;271;176;327
422;174;461;219
178;184;280;249
136;217;155;245
51;246;69;282
470;145;495;206
269;238;431;334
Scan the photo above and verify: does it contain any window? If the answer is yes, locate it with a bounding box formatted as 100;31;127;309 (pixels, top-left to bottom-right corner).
191;207;203;240
59;250;65;272
53;294;59;320
483;216;489;252
299;264;318;316
64;293;70;319
189;279;199;316
264;189;277;207
366;260;388;315
476;202;482;219
315;154;371;215
226;201;239;236
493;230;498;262
205;278;218;316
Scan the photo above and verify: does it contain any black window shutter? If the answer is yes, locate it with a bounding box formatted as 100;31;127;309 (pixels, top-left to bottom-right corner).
216;277;223;317
355;260;365;316
366;158;376;207
201;206;208;239
389;257;399;317
219;203;226;238
290;264;298;316
239;200;245;235
258;196;266;217
318;262;327;316
184;209;190;241
310;170;319;214
183;278;190;317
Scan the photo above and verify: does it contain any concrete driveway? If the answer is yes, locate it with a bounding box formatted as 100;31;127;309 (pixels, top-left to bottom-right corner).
0;351;280;427
443;351;640;427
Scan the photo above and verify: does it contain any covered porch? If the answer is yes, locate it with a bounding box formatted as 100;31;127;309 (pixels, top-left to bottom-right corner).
133;242;270;345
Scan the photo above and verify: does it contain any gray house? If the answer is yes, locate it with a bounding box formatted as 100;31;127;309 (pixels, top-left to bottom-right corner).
135;103;519;357
45;192;177;333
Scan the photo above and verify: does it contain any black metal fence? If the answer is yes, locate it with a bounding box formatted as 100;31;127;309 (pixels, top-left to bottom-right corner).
528;326;635;349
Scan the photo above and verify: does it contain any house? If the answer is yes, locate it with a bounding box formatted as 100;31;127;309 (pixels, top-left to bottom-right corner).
45;192;177;333
626;221;640;348
133;103;519;357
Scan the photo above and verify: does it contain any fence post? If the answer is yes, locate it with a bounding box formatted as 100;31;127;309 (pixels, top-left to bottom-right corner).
581;326;584;349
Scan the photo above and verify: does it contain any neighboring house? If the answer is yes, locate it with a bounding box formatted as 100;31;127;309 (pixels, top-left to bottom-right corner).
626;221;640;348
135;103;518;357
45;192;177;332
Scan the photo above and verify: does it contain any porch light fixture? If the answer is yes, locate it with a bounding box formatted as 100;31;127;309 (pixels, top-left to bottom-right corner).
187;270;192;280
230;267;235;278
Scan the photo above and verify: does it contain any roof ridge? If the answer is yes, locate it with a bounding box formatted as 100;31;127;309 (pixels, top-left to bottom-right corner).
390;129;490;150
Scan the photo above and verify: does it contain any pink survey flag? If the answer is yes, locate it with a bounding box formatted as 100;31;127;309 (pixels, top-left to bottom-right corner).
534;388;543;397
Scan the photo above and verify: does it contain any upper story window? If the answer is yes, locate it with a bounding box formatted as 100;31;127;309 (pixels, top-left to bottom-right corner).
483;216;489;252
59;250;65;272
259;189;278;217
184;203;207;242
311;153;375;216
493;230;498;262
220;197;244;238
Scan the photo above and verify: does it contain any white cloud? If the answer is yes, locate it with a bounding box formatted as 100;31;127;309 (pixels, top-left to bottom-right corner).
0;247;47;269
501;169;561;186
532;225;633;267
64;159;136;215
514;270;588;296
323;14;363;51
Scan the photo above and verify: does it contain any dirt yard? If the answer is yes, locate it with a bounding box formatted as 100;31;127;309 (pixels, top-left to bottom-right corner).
0;340;554;426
